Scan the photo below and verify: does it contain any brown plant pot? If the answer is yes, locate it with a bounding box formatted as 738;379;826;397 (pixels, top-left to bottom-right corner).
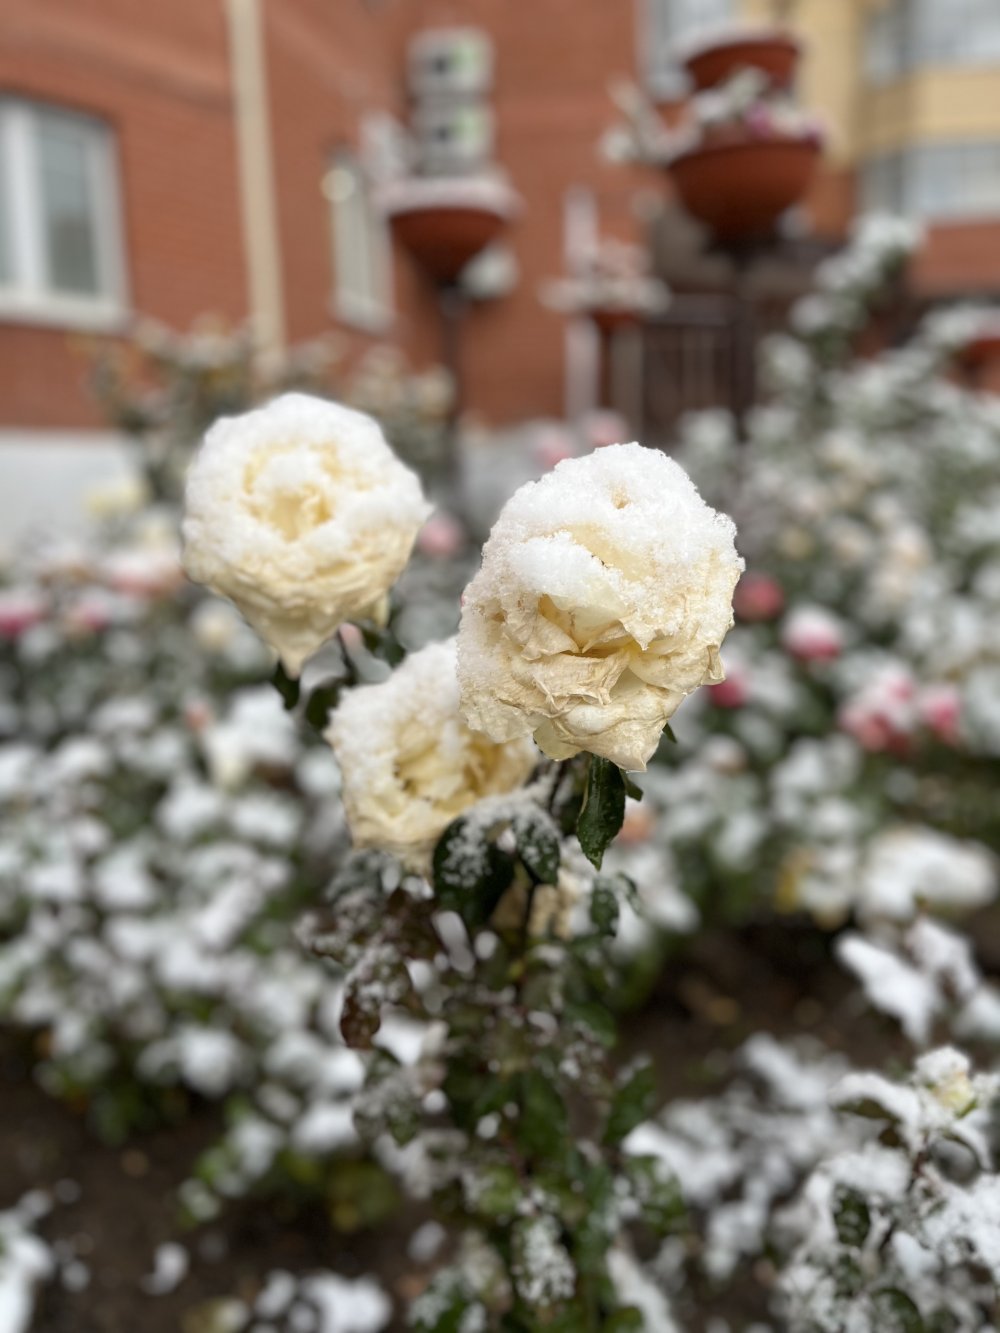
389;205;509;285
668;135;820;243
959;331;1000;371
684;33;801;92
588;306;642;336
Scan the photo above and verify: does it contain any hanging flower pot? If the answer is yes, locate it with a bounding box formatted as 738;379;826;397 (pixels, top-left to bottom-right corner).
683;29;801;93
958;319;1000;377
379;176;521;286
587;306;644;336
668;133;820;243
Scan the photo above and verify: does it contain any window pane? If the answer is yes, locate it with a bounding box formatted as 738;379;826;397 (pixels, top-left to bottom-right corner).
0;131;10;286
36;112;101;296
646;0;735;91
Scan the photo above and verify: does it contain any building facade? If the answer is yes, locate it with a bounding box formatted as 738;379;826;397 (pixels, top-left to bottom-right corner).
0;0;998;444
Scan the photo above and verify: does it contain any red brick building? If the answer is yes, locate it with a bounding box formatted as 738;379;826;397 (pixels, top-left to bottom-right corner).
0;0;998;442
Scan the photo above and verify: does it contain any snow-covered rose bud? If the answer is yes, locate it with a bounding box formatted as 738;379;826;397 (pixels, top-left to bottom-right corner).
327;639;537;871
457;443;743;771
918;683;962;746
733;572;784;622
182;393;431;676
0;588;48;639
708;664;749;709
781;606;845;663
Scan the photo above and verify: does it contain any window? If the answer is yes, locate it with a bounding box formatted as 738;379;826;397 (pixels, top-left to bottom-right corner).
324;149;393;331
0;99;126;326
862;141;1000;221
643;0;735;98
865;0;1000;83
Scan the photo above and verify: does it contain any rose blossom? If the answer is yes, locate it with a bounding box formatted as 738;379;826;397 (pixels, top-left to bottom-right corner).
733;572;784;622
0;589;47;639
327;639;537;871
781;605;845;663
918;683;962;746
457;443;743;771
182;393;431;676
416;511;466;560
708;664;749;709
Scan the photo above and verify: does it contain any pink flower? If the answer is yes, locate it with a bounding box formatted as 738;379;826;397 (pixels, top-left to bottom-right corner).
918;684;962;746
708;666;749;709
580;409;629;451
839;702;896;754
838;665;917;756
63;591;114;636
744;104;775;140
782;607;844;663
0;589;47;639
733;572;784;622
416;511;466;559
102;549;183;599
534;427;577;471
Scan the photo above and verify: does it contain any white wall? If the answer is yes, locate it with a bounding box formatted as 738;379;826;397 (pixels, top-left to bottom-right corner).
0;431;136;556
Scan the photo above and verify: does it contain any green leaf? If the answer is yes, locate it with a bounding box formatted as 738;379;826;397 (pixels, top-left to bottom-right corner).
589;879;620;937
621;771;644;801
517;1069;569;1160
565;998;617;1049
625;1155;685;1236
432;817;516;930
576;756;627;869
604;1057;657;1145
605;1310;645;1331
512;809;561;884
833;1186;871;1248
339;943;412;1049
466;1161;521;1221
304;682;340;730
661;721;678;745
271;661;300;710
872;1289;926;1333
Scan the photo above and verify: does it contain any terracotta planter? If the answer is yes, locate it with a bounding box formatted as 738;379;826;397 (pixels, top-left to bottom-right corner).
684;32;801;92
668;135;820;242
588;306;642;336
389;204;509;285
959;329;1000;371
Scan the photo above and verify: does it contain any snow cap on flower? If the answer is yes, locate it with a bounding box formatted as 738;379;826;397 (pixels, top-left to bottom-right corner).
457;443;743;771
182;393;431;676
326;639;538;871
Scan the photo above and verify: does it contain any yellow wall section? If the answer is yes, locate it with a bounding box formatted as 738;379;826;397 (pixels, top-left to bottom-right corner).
737;0;865;165
860;68;1000;157
734;0;1000;165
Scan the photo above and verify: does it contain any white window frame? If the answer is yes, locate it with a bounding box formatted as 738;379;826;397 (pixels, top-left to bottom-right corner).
326;147;394;334
0;98;128;330
641;0;736;100
862;140;1000;222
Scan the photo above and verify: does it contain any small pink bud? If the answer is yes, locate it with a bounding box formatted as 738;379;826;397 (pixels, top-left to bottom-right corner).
0;589;47;639
733;572;784;622
782;608;844;663
918;684;962;746
708;668;749;709
417;511;466;559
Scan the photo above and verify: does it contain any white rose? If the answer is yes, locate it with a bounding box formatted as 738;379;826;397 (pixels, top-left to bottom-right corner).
457;443;743;771
326;639;538;870
182;393;431;675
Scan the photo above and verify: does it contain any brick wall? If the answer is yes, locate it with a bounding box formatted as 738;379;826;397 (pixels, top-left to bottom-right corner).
1;1;998;434
0;0;245;427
